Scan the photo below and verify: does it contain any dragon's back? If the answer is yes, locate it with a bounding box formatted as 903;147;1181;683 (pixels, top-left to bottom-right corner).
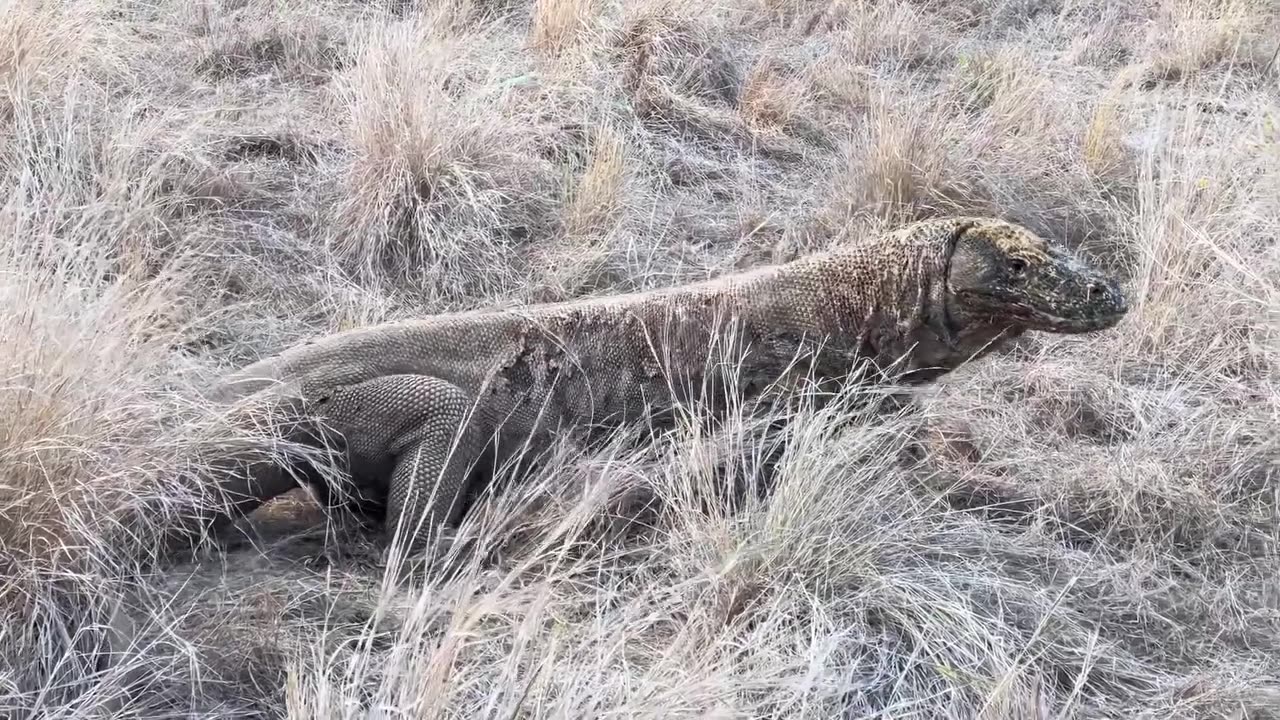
212;258;798;412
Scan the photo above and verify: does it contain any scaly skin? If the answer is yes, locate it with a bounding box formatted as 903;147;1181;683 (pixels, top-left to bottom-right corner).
192;216;1129;559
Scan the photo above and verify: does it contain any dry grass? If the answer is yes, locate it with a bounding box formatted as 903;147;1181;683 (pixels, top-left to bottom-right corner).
1;0;1278;717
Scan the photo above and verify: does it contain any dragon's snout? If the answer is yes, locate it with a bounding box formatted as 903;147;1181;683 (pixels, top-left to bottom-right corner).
1044;260;1129;333
1087;275;1128;320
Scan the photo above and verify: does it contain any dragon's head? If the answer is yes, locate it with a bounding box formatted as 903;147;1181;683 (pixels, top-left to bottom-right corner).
943;217;1129;335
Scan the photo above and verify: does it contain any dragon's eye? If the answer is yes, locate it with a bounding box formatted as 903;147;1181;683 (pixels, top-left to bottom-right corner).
1008;257;1028;277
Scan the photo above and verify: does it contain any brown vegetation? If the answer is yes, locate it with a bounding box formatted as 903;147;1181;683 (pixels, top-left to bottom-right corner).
1;0;1277;717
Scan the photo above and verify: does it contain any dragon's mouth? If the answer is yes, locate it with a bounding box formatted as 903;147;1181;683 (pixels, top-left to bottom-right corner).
954;287;1129;334
1021;305;1128;333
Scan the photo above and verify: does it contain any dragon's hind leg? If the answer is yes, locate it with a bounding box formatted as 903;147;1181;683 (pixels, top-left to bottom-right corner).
325;374;493;563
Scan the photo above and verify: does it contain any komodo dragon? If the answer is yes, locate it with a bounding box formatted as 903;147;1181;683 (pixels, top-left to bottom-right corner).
188;216;1128;559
